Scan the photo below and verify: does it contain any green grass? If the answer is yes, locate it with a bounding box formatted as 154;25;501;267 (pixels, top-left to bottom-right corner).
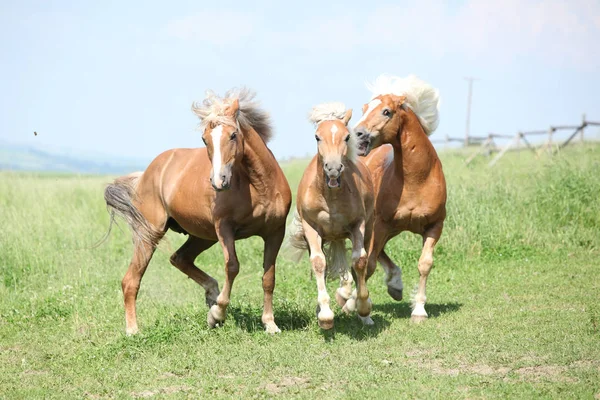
1;145;599;399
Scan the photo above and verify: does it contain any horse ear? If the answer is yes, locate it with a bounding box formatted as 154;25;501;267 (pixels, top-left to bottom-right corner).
226;98;240;117
342;109;353;126
392;95;407;109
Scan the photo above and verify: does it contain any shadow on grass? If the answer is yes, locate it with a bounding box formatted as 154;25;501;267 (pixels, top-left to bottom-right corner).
373;301;463;319
229;303;313;333
321;311;392;341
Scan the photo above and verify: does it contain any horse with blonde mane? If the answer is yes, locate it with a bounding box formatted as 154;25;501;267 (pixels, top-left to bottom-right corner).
104;88;291;334
288;103;375;329
353;75;447;322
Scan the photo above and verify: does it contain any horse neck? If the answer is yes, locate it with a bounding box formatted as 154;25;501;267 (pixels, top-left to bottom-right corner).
240;126;276;192
391;109;437;182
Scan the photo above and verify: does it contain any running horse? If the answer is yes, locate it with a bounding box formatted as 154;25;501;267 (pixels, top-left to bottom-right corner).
104;88;292;334
353;75;446;322
288;103;375;329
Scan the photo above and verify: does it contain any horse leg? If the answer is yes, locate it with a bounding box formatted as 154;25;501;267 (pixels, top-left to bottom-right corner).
169;236;220;308
350;220;373;325
411;222;443;323
207;224;239;328
379;249;404;301
122;239;157;335
335;269;354;309
261;229;285;334
302;221;334;330
365;218;388;282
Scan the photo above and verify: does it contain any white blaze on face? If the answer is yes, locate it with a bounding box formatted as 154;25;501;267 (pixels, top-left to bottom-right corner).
331;123;338;144
211;125;223;186
355;99;382;128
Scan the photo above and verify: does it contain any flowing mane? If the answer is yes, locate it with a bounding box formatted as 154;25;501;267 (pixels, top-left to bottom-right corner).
367;74;440;135
308;102;358;162
192;87;273;143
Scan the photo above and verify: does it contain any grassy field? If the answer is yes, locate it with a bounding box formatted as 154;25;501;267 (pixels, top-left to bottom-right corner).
1;145;599;399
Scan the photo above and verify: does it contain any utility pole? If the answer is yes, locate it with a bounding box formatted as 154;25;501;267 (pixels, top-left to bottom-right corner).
464;77;478;147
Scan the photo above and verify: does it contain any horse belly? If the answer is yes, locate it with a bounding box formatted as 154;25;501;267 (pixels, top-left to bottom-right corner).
315;211;353;241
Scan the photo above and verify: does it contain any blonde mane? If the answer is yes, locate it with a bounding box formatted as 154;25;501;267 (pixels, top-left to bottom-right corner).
191;87;273;143
308;102;358;162
367;74;440;135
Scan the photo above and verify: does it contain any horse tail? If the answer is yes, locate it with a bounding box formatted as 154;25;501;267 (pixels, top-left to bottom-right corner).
101;172;161;247
284;210;308;262
325;240;350;279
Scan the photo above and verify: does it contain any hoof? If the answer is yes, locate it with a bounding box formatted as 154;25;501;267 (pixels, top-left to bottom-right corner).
387;286;403;301
125;326;139;336
410;314;428;324
318;318;334;330
207;306;225;328
264;322;281;334
335;289;349;308
342;297;357;314
316;304;334;330
358;315;374;326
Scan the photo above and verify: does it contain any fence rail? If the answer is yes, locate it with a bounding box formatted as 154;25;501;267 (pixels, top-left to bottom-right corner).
442;114;599;167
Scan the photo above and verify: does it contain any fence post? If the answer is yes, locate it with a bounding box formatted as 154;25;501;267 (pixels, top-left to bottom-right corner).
581;113;586;143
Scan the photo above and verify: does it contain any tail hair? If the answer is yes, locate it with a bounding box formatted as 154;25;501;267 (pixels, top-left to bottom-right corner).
102;172;161;247
284;211;350;278
284;210;309;262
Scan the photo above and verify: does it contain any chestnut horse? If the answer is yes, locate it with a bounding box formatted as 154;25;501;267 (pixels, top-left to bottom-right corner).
353;75;446;322
288;103;375;329
104;88;291;334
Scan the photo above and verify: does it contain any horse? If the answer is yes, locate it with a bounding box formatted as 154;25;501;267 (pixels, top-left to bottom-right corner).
287;103;375;329
352;74;446;322
104;88;292;335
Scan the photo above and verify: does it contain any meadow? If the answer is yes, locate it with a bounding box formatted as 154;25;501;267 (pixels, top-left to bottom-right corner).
0;145;599;399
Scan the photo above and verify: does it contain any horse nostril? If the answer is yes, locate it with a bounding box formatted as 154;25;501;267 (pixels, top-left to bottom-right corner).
337;164;343;172
356;131;363;137
325;162;330;169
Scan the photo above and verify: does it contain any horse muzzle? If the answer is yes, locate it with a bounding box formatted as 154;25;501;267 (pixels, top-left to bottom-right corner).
354;129;372;156
211;165;233;191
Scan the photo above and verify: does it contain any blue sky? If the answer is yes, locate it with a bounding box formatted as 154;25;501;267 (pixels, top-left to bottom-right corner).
1;0;599;162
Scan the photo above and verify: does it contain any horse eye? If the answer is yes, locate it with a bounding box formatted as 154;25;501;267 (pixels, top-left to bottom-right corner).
315;135;321;142
344;135;350;142
202;137;207;145
230;132;237;140
382;109;391;117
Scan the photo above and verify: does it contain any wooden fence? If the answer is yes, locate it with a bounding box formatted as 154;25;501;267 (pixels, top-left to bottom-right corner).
431;114;599;167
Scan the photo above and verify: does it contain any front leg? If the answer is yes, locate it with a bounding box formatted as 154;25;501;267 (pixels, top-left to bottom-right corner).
302;220;334;330
350;220;373;325
261;229;285;334
207;222;239;328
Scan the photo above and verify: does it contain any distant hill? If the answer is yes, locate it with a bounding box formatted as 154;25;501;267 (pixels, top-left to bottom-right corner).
0;142;147;174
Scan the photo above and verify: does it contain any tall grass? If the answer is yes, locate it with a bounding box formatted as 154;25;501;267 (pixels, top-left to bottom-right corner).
0;145;599;398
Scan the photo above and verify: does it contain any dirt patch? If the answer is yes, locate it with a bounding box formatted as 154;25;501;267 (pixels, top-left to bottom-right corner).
261;377;310;394
514;365;577;383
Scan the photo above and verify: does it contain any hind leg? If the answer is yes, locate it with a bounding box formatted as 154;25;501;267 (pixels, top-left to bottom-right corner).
411;222;443;323
170;236;220;308
122;240;158;335
335;270;354;309
379;250;404;301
